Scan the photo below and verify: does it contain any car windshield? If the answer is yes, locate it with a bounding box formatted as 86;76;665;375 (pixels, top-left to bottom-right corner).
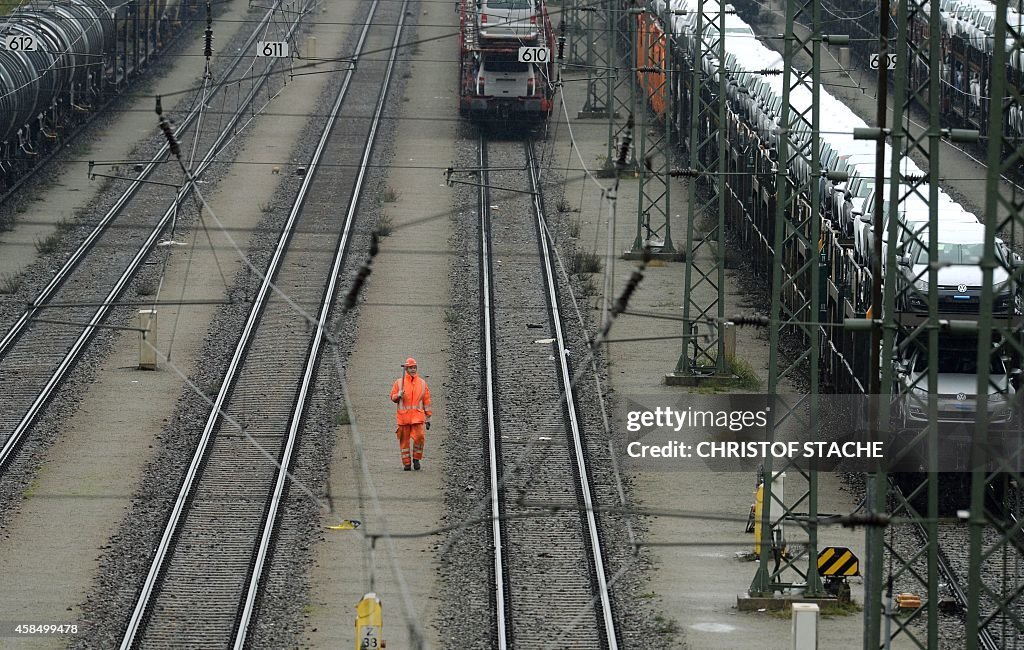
913;352;1005;375
485;0;531;9
936;241;983;264
913;240;983;264
485;58;528;72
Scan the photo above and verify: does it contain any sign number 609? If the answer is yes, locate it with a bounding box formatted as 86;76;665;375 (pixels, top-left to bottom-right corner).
869;53;897;70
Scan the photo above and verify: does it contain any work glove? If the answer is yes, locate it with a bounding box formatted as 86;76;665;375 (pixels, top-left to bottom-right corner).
426;421;431;430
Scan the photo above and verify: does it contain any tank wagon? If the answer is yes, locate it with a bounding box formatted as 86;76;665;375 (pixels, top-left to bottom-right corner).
458;0;555;125
632;0;1023;451
0;0;197;195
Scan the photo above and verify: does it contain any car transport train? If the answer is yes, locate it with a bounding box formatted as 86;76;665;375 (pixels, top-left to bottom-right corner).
730;0;1024;179
458;0;556;124
632;0;1023;445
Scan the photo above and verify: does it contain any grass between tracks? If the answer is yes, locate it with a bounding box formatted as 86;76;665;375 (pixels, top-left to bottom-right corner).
768;600;863;619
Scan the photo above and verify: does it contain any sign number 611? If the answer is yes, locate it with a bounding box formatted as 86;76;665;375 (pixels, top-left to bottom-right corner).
257;41;289;57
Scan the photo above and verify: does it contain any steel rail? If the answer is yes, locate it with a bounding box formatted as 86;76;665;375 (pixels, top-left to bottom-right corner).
233;0;409;643
525;140;619;649
0;0;310;473
984;482;1024;558
478;137;510;650
118;0;388;644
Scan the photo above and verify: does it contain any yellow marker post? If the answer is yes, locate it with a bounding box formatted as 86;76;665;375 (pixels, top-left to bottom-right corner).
753;473;786;557
753;482;764;556
355;592;384;650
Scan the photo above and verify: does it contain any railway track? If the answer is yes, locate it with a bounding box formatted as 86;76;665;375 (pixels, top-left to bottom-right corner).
117;0;407;645
891;478;1005;650
0;0;310;473
477;136;619;648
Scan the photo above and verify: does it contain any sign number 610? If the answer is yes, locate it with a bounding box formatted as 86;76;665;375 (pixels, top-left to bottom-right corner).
518;46;550;63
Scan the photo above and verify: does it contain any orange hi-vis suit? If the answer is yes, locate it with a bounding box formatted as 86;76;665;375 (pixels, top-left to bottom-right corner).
390;373;432;465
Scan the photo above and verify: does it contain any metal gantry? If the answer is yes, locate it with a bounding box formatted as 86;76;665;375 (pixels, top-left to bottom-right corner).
630;4;674;256
607;0;637;169
585;0;1024;640
749;0;824;598
565;0;589;66
569;0;636;174
570;0;673;244
675;0;727;376
577;0;614;119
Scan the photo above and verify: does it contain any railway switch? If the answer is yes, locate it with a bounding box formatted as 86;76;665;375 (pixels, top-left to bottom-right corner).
355;592;384;649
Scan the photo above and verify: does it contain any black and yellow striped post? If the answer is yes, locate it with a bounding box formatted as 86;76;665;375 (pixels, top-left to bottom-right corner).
817;546;860;577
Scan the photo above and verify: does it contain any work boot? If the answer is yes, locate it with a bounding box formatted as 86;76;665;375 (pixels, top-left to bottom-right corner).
403;464;412;471
413;459;421;471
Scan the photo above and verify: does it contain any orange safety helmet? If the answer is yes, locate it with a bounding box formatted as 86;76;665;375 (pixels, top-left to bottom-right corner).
402;357;418;367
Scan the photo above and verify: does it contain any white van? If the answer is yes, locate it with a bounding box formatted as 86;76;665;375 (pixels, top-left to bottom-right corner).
477;0;538;41
475;52;540;99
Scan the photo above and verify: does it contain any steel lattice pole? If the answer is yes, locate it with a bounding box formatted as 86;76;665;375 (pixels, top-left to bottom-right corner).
674;0;727;377
862;0;945;644
968;1;1024;646
749;0;823;598
630;4;673;255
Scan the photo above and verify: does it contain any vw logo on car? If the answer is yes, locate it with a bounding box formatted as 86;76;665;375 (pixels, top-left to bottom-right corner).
957;284;968;293
956;392;967;402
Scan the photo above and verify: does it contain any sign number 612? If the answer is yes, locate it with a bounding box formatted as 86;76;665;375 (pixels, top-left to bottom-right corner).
5;34;37;51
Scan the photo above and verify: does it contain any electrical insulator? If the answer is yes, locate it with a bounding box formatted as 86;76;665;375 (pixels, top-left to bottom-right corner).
204;3;213;59
157;113;181;158
617;114;634;167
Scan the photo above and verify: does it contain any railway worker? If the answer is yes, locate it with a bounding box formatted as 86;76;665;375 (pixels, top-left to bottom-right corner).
390;358;432;471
